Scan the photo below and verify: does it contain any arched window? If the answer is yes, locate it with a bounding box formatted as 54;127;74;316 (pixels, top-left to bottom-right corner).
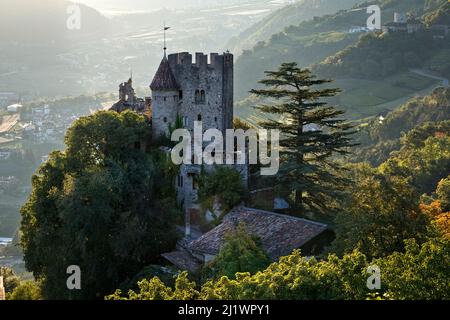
195;90;206;104
197;114;202;121
195;90;200;103
200;90;206;103
163;117;167;123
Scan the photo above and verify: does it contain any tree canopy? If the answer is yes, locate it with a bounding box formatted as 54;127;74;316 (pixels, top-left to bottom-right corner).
106;238;450;300
20;111;180;300
251;63;354;215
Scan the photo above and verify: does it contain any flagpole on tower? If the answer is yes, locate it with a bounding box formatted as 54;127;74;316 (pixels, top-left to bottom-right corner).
163;23;170;58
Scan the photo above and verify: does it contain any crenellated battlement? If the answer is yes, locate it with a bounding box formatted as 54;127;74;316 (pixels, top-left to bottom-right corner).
168;52;233;70
152;50;234;139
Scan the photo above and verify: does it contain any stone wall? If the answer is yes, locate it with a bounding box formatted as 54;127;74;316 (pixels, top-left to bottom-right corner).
166;52;234;135
152;90;180;137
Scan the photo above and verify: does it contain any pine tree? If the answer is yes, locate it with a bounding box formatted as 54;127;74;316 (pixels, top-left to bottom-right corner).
251;62;355;215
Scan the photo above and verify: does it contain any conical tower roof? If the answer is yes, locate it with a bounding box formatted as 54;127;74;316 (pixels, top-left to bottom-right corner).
150;56;180;91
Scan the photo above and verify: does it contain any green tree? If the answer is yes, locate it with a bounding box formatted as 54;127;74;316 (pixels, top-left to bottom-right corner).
7;281;42;300
20;111;180;300
204;223;271;280
107;239;450;300
436;175;450;212
376;238;450;300
198;166;246;213
251;63;354;215
0;267;20;294
333;164;429;258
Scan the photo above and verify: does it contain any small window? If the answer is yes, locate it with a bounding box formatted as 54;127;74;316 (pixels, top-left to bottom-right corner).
183;116;189;126
200;90;206;103
163;117;167;123
179;90;183;100
197;114;202;121
193;175;199;190
164;97;167;102
214;117;218;122
195;89;206;104
195;90;200;103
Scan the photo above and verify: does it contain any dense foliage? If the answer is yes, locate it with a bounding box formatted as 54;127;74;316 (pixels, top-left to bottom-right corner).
20;111;180;300
202;223;271;280
198;166;246;214
7;281;42;300
354;88;450;166
332;164;429;258
106;238;450;300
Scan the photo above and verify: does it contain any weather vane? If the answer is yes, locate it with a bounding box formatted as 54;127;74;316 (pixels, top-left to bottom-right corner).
163;23;171;57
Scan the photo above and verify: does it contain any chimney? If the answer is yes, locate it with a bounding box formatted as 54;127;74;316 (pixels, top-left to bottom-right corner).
0;276;5;300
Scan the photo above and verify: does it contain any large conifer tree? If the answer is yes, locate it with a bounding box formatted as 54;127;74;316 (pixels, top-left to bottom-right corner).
251;62;355;215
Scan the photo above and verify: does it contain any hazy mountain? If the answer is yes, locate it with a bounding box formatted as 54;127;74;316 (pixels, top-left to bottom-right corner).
226;0;366;55
0;0;110;43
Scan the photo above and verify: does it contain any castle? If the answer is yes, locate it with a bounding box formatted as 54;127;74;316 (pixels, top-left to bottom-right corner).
110;51;240;233
150;52;234;138
108;51;334;270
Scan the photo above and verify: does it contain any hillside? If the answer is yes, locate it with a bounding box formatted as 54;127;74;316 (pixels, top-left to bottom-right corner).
0;0;111;42
314;30;450;118
226;0;365;55
234;0;449;121
354;87;450;165
233;0;442;101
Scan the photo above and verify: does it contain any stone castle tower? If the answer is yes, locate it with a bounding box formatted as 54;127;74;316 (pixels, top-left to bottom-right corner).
110;51;239;226
150;52;234;137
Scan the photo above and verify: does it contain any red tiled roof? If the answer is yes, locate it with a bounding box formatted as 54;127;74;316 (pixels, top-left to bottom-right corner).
162;249;202;272
188;207;329;260
150;56;179;91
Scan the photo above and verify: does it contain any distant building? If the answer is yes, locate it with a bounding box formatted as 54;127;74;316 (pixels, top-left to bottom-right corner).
0;149;13;160
0;92;19;108
110;77;152;116
349;26;370;34
382;13;424;34
6;103;22;113
394;12;407;24
430;24;450;38
162;207;335;272
407;17;424;34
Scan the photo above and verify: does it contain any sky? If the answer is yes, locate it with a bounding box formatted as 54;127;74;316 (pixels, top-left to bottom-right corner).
75;0;270;13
